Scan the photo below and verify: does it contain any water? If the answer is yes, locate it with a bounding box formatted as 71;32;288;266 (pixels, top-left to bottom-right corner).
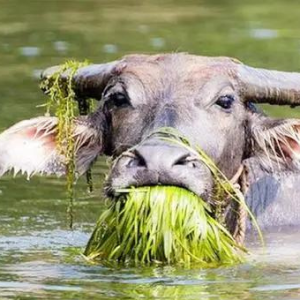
1;0;300;298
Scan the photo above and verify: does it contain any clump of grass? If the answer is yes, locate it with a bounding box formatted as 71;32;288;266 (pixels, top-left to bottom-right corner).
84;186;246;266
40;60;95;228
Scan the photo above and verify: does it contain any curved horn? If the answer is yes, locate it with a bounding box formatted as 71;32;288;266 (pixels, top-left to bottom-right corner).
238;64;300;106
41;61;120;100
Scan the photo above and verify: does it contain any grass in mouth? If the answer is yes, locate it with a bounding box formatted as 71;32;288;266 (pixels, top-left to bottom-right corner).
84;186;246;266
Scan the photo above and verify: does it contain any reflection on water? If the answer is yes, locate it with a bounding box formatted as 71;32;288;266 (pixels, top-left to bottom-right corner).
1;0;300;298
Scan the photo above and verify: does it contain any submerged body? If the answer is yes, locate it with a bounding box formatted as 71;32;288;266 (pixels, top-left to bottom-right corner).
246;158;300;230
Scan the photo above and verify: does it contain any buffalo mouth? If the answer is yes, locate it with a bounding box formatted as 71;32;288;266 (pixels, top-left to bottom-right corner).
104;181;212;203
84;184;247;266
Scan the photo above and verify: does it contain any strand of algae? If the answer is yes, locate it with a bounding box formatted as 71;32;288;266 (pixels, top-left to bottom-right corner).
40;60;95;228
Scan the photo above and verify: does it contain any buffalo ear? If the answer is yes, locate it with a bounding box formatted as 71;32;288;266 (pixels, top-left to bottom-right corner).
250;115;300;170
0;116;104;178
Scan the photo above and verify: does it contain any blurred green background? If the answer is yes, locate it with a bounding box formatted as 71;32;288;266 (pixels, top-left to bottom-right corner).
1;0;300;299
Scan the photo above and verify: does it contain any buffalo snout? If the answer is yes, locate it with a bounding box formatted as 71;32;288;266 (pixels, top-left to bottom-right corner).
105;139;213;198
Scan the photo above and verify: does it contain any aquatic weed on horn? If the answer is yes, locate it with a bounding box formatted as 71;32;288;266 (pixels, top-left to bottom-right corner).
84;129;262;266
40;60;96;228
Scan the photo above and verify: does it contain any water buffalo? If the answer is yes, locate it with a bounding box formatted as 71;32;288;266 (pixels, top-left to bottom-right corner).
1;53;300;241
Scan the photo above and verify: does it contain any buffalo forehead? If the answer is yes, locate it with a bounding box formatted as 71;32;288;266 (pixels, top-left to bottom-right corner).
121;53;238;66
117;55;237;105
120;54;237;80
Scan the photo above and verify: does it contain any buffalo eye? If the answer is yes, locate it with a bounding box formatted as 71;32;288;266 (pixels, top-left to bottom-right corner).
105;92;130;109
215;95;235;111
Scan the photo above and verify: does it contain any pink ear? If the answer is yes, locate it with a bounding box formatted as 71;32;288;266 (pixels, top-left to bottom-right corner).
0;116;102;178
253;119;300;169
279;138;300;159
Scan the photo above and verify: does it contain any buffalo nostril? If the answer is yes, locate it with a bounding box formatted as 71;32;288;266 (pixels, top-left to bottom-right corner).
126;151;147;168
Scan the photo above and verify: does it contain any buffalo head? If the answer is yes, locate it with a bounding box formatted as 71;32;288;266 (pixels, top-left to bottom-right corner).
1;53;300;226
